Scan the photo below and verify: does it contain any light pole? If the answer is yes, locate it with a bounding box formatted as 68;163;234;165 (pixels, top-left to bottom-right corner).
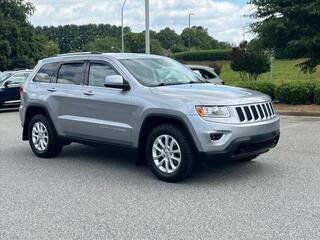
188;13;194;49
269;49;274;81
121;0;127;53
145;0;150;54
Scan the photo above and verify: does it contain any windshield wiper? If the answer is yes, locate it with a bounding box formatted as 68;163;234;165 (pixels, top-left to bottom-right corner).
152;82;184;87
152;81;205;87
188;81;201;84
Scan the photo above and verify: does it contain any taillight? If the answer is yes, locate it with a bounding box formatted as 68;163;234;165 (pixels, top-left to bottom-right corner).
19;85;24;94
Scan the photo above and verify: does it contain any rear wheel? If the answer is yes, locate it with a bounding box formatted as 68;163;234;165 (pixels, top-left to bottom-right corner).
146;124;195;182
28;114;63;158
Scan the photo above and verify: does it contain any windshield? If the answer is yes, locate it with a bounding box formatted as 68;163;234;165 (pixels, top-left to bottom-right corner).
0;73;13;84
119;58;206;87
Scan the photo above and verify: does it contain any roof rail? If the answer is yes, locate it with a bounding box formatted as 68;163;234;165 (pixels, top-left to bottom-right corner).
51;51;103;57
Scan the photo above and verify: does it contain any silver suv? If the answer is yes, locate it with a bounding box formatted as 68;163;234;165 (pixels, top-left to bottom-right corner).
19;52;280;182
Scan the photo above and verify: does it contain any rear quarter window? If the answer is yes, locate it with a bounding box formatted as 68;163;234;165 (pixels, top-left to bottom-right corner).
33;63;59;83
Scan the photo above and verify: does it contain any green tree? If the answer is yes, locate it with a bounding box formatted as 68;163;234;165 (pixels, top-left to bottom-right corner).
34;35;60;58
249;0;320;73
181;26;214;49
83;37;121;52
0;0;41;70
125;32;145;53
125;32;165;55
35;24;131;53
156;27;182;50
150;39;166;55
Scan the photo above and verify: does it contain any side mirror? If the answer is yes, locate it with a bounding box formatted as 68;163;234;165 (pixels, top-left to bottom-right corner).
104;75;130;91
4;80;13;88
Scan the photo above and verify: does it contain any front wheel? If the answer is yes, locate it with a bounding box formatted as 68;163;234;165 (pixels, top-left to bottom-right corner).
28;114;63;158
146;124;195;182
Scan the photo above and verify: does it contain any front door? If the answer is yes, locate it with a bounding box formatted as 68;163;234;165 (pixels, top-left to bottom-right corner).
77;60;133;146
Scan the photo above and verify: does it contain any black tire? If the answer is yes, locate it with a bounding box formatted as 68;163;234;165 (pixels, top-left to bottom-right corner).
146;124;195;182
236;154;260;163
28;114;63;158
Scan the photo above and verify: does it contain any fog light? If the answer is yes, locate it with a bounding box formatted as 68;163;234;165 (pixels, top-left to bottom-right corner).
210;133;223;141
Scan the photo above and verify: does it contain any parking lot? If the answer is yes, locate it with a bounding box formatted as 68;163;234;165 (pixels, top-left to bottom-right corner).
0;110;319;240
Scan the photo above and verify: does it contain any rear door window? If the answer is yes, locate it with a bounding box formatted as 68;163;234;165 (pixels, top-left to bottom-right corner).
57;63;84;85
33;63;59;83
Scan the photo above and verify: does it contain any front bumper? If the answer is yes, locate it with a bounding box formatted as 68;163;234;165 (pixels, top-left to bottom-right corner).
200;130;280;161
186;115;280;160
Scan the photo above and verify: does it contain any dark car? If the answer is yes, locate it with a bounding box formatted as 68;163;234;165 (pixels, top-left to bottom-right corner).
0;70;31;108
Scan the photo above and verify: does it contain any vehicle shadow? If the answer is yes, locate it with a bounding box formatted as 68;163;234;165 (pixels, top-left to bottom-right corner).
60;143;139;170
189;158;276;185
58;143;278;185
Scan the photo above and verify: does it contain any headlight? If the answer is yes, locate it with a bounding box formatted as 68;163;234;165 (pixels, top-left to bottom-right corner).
195;106;230;118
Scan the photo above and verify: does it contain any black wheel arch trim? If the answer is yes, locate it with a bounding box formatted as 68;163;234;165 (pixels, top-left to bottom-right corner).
136;113;200;166
22;104;58;141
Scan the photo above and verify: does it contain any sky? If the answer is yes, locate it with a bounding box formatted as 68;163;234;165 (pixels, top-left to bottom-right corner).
28;0;255;44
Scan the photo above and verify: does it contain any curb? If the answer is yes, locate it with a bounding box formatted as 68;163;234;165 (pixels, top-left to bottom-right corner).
277;111;320;117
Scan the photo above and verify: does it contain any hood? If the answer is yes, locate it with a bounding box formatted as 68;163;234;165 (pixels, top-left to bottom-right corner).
150;83;270;105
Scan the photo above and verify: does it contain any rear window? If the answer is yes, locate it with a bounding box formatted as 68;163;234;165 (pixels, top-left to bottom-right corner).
33;63;58;83
57;63;84;85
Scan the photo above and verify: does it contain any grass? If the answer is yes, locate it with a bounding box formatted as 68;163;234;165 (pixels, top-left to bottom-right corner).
186;59;320;86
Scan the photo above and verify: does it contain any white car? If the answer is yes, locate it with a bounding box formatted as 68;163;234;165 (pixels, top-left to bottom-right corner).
187;64;224;85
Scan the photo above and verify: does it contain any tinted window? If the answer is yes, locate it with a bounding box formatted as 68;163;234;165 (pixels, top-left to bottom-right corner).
34;63;58;83
89;63;119;87
57;63;84;85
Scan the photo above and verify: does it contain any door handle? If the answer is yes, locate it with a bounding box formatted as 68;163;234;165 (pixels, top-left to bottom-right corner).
47;88;57;92
83;91;94;96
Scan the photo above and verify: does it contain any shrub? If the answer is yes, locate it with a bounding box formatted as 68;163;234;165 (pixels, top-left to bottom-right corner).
237;81;276;100
171;49;231;61
208;62;223;75
275;81;314;104
314;83;320;104
170;43;187;53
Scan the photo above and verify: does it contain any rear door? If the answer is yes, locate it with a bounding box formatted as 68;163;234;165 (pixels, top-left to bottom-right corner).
48;61;85;137
75;60;133;146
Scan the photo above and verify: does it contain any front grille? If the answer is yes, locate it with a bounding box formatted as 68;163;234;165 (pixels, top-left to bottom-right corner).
235;102;276;123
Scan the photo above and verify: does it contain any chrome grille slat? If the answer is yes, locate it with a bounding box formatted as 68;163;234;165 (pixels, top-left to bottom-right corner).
248;106;255;121
262;103;269;119
254;105;261;120
241;106;248;122
269;102;275;116
235;102;276;123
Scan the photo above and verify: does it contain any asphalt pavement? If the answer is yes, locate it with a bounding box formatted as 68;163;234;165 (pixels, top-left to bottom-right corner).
1;110;319;240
